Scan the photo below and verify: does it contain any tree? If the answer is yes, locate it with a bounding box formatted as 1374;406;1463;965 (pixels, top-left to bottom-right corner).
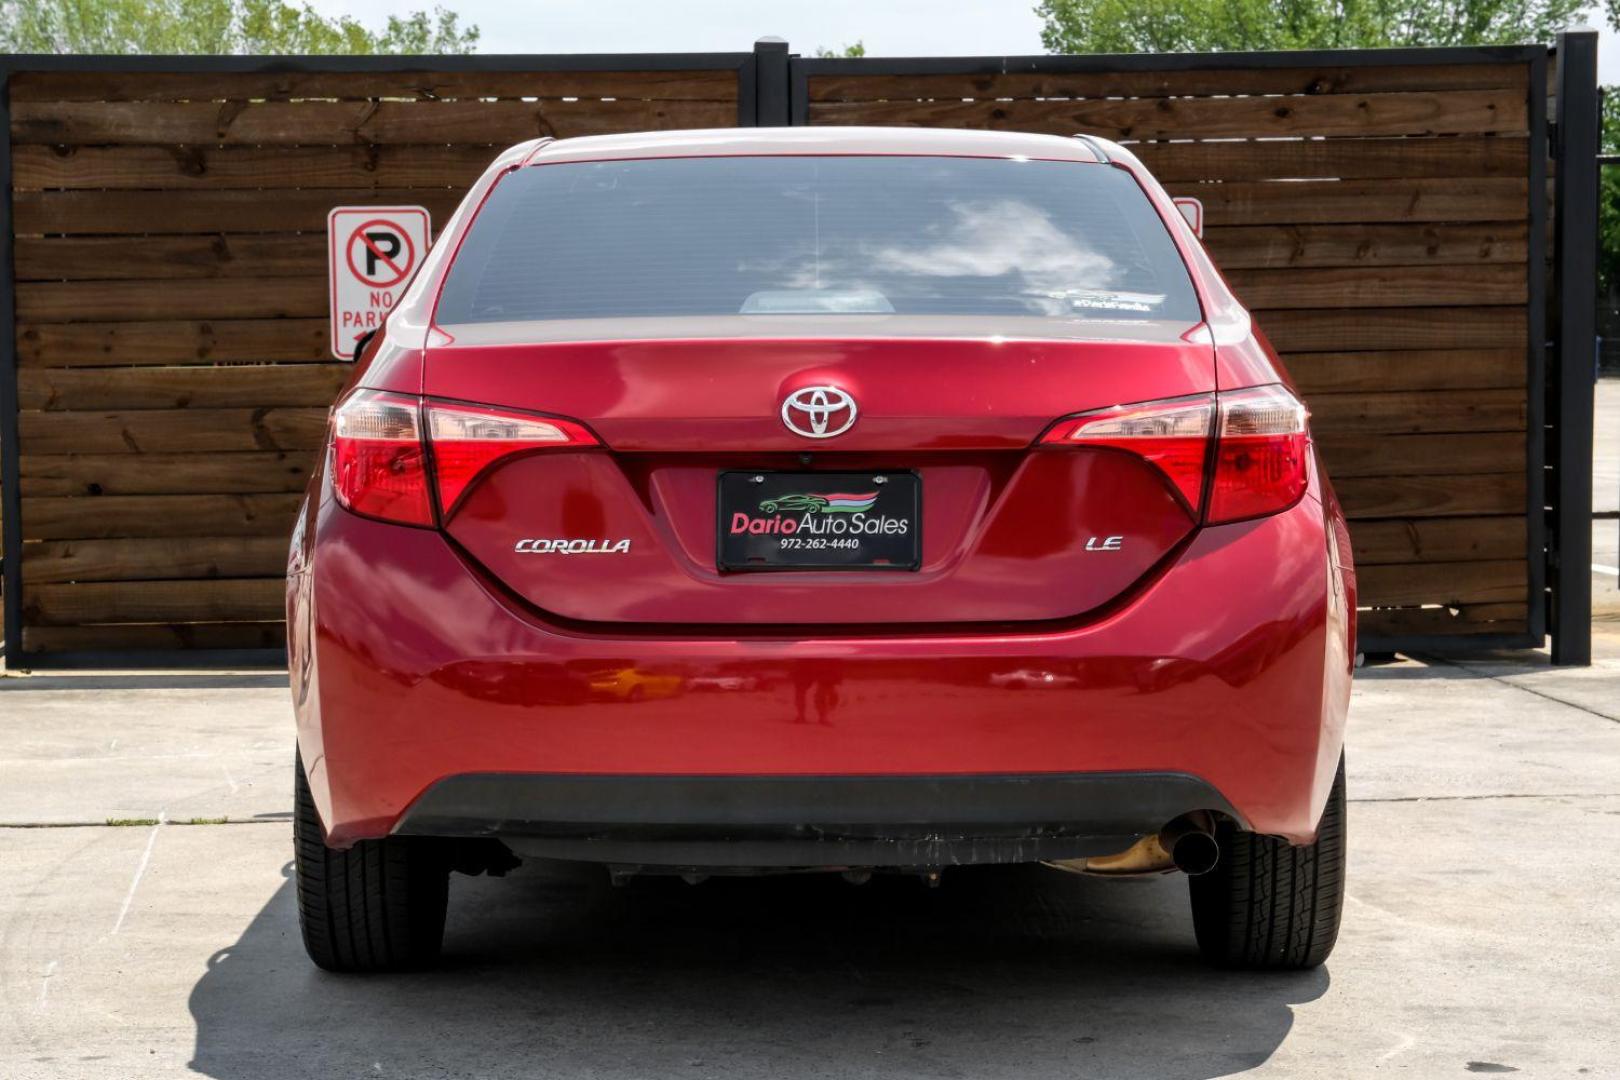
814;41;866;58
1601;92;1620;299
0;0;479;54
1038;0;1583;53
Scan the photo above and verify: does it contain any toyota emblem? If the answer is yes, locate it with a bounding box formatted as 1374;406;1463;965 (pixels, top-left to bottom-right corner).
781;386;858;439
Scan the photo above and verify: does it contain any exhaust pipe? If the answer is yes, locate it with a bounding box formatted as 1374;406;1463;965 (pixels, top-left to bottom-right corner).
1043;812;1221;876
1162;818;1219;876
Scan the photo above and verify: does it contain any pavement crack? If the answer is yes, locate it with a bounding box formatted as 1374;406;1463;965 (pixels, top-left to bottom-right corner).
1409;653;1620;726
1351;792;1620;804
0;818;287;829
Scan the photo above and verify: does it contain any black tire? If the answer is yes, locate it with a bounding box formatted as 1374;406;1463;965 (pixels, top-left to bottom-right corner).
294;752;449;972
1189;754;1346;970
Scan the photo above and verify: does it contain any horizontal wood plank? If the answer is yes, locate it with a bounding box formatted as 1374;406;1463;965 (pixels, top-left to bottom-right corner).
1230;264;1525;310
1309;388;1525;434
1349;516;1526;565
14;143;495;191
24;578;288;625
18;365;347;410
10;68;740;103
1260;306;1526;352
1357;603;1529;638
22;536;290;584
18;319;331;366
8;177;1518;235
20;451;316;496
20;409;327;453
1164;177;1526;226
22;493;303;539
1356;559;1527;607
1287;350;1523;393
19;224;1526;281
17;278;330;321
1204;222;1528;270
15;188;464;235
807;89;1528;139
1316;432;1525;477
1336;473;1525;519
20;137;1522;190
16;234;327;280
1130;135;1528;182
21;621;286;653
805;63;1531;102
12;98;735;146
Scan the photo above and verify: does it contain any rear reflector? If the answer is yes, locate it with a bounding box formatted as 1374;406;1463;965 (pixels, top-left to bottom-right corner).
1207;384;1310;525
331;390;434;527
1041;384;1309;524
1039;394;1214;511
427;400;598;514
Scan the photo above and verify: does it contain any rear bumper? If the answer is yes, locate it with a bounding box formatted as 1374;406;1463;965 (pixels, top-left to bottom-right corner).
393;771;1242;866
291;491;1353;851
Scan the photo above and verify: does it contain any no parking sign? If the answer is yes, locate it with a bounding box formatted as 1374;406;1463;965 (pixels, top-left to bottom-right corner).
327;206;431;360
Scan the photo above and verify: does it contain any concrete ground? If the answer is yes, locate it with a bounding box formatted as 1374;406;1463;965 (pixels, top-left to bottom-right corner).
2;640;1619;1080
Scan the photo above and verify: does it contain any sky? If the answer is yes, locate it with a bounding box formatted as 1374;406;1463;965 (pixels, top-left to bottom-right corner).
307;0;1620;81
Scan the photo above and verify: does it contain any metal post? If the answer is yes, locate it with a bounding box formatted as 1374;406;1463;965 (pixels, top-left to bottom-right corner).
0;67;20;669
753;37;791;127
1551;28;1599;665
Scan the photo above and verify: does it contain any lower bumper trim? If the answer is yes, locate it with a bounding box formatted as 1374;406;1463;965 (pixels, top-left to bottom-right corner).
393;771;1243;867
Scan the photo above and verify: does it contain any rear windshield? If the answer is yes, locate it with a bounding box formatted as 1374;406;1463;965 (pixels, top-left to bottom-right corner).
435;155;1201;326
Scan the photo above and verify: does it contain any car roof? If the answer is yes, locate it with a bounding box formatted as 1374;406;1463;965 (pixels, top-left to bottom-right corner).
522;126;1107;166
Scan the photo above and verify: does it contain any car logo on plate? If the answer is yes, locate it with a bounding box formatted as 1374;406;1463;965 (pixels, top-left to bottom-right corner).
781;386;857;439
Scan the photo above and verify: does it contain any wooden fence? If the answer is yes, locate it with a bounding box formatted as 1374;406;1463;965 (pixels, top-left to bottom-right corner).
0;39;1598;660
1;56;751;655
793;49;1549;647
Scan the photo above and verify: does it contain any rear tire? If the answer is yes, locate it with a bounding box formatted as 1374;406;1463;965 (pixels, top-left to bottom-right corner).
1189;754;1346;970
294;752;449;972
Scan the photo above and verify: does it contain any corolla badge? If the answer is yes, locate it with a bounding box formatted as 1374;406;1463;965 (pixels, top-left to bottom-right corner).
781;386;857;439
515;538;631;554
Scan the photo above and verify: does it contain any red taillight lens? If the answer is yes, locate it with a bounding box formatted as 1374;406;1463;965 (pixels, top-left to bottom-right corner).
1207;384;1310;525
426;399;598;515
331;392;598;526
331;390;434;527
1040;384;1309;524
1040;394;1214;511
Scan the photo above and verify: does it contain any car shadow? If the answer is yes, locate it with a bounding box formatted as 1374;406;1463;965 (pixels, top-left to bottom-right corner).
188;858;1327;1079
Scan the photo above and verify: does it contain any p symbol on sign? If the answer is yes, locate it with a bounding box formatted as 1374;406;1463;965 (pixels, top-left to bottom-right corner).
362;231;403;279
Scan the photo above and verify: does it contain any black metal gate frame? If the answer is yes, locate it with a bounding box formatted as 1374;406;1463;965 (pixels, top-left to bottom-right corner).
0;34;1600;667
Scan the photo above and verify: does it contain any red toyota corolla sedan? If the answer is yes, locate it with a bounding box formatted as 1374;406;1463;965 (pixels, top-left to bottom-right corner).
288;127;1354;974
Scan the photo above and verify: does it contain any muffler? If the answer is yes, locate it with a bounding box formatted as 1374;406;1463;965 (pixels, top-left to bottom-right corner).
1044;812;1220;876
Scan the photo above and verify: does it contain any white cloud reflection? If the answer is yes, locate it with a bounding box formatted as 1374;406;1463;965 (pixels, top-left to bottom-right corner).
869;198;1116;287
750;198;1154;317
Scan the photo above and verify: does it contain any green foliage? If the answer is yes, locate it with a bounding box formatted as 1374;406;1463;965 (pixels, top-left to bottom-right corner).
814;41;866;58
0;0;480;54
1601;88;1620;297
1037;0;1584;53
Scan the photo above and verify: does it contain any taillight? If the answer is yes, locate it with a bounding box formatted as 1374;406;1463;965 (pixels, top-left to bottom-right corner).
330;391;598;526
1039;393;1214;511
426;399;597;514
331;390;434;527
1040;384;1309;524
1207;384;1310;525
